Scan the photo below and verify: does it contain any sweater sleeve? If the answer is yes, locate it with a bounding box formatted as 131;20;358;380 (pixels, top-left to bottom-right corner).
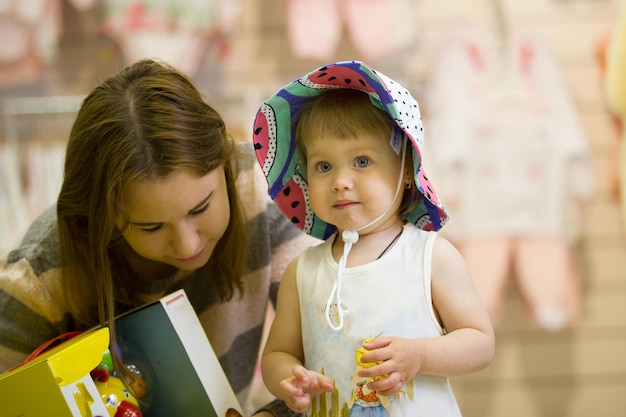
244;142;320;306
266;202;320;306
0;207;72;373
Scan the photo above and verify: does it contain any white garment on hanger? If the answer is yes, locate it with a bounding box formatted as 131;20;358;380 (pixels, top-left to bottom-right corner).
426;31;593;242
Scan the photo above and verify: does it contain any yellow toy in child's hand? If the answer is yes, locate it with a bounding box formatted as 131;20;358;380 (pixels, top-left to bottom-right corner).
355;336;388;381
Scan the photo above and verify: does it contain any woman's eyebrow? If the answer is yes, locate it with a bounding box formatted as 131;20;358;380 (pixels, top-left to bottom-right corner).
128;191;214;226
189;191;214;213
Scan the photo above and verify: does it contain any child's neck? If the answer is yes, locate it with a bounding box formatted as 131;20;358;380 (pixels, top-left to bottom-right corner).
332;221;405;267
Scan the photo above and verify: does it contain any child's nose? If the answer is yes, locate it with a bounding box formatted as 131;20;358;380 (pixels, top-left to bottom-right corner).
332;169;353;190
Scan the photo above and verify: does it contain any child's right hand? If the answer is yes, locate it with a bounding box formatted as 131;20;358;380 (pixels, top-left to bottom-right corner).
279;365;334;413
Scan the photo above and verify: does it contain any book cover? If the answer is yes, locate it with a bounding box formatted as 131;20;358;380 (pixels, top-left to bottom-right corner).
114;289;243;417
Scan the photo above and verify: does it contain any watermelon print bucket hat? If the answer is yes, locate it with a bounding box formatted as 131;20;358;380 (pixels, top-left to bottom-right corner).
252;60;448;240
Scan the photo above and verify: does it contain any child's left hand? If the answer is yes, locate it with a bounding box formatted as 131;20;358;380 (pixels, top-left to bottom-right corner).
356;336;421;396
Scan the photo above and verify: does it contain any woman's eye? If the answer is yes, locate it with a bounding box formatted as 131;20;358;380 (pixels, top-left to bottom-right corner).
190;203;209;216
355;157;370;168
316;162;332;173
141;225;162;234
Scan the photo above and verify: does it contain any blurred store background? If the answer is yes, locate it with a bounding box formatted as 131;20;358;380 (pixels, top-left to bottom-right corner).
1;0;625;415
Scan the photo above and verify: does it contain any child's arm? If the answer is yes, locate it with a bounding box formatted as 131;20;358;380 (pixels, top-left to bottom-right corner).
357;235;495;396
261;257;334;412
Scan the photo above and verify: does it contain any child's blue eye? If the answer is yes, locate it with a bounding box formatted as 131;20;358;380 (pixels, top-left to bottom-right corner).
317;162;332;173
355;157;370;168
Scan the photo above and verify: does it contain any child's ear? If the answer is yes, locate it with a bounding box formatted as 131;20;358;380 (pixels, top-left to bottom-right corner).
403;146;414;183
404;168;413;186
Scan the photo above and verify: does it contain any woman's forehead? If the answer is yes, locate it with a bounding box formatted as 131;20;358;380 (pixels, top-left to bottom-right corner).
121;168;224;220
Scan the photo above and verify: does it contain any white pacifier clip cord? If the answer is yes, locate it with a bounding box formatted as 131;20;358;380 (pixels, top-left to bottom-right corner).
324;137;408;330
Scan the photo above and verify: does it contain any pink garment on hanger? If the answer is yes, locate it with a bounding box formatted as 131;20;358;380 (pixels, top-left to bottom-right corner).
343;0;416;60
459;236;580;330
0;0;62;87
286;0;417;60
101;0;240;75
286;0;342;60
426;31;593;330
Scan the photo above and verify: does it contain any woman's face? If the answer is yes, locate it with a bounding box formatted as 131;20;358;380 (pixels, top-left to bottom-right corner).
117;167;231;272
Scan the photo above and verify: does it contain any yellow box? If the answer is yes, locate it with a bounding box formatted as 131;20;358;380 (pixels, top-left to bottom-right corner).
0;327;111;417
0;290;244;417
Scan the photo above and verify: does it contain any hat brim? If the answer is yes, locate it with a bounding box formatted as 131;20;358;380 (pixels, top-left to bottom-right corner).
253;60;448;240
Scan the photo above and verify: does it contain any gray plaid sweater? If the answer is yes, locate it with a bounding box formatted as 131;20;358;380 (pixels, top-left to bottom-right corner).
0;143;316;416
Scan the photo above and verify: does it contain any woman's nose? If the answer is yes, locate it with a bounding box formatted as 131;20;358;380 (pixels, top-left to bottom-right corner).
170;222;200;257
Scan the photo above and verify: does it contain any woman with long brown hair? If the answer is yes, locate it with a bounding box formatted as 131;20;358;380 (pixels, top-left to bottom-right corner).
0;58;316;416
